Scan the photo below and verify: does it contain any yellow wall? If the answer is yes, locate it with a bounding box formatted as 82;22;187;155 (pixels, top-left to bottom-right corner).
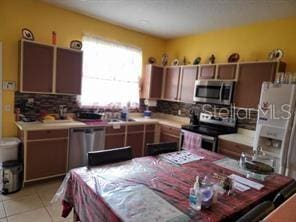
165;17;296;71
0;0;166;137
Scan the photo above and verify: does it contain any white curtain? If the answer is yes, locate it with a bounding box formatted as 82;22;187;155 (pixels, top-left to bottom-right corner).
80;35;142;108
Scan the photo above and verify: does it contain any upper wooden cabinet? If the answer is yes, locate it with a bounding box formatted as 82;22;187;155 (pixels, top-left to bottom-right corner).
217;64;237;80
234;61;286;108
141;64;163;99
163;66;181;101
21;41;54;93
56;48;83;94
179;66;198;102
20;40;83;95
198;65;216;79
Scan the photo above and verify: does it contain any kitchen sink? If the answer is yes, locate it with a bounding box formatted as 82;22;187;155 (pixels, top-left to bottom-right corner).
107;118;135;123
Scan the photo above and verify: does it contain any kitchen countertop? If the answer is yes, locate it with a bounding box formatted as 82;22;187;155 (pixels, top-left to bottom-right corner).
218;128;255;147
15;113;189;131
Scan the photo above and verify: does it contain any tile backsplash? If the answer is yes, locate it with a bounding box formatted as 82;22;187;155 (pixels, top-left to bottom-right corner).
15;92;257;130
156;100;257;130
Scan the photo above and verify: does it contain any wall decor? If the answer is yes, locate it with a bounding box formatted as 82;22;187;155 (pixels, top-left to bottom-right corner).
21;28;34;41
208;54;216;64
161;53;168;66
228;53;240;63
268;49;283;61
70;40;82;50
171;58;179;66
148;57;156;64
193;57;201;65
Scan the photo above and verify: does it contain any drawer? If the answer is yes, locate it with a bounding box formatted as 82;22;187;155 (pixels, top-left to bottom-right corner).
27;129;68;140
218;139;252;155
160;124;180;137
145;124;156;132
106;125;126;134
127;125;144;133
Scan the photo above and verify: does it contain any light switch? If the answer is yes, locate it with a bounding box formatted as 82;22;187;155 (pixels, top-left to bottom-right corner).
3;81;16;91
4;104;11;112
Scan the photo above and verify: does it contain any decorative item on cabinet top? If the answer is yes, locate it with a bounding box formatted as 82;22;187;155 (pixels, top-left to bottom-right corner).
268;49;284;61
70;40;82;50
193;57;201;65
171;58;179;66
148;57;156;64
208;54;216;64
228;53;240;63
21;28;34;41
161;53;168;66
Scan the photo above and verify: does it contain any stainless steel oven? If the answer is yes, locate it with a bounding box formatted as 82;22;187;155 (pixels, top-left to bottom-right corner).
193;80;234;105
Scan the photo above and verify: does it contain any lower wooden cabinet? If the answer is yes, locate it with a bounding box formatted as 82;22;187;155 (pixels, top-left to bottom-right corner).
159;124;180;144
105;134;125;149
127;132;144;157
218;139;253;160
26;138;68;180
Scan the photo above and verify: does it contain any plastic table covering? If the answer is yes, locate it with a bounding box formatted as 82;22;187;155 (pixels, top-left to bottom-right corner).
54;149;293;222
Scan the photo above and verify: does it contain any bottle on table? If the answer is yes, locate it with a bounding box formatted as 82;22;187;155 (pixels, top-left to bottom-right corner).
189;176;202;211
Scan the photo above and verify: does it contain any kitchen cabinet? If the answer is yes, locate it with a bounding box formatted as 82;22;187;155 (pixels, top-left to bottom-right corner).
198;65;216;79
217;64;237;80
141;64;163;99
179;66;198;102
105;126;126;149
234;61;286;108
159;124;180;145
218;139;253;160
56;48;83;94
25;129;68;181
126;125;144;157
21;40;54;93
144;124;156;155
163;66;181;100
20;40;83;95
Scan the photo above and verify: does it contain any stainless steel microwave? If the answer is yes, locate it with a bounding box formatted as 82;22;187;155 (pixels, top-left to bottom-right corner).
193;80;234;105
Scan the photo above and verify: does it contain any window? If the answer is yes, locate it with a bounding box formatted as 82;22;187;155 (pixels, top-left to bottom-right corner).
80;35;142;108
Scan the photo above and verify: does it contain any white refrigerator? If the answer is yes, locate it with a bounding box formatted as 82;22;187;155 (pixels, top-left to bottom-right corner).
253;82;296;178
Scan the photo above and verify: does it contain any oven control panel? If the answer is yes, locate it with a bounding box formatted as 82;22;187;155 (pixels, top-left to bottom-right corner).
199;113;236;127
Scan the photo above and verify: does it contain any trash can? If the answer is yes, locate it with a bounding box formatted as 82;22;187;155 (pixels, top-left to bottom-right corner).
0;137;22;194
0;137;20;162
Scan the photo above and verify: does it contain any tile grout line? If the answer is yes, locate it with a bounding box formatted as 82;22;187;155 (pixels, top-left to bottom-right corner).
34;188;54;222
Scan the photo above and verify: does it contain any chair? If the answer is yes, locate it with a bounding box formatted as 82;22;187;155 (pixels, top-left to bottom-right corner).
146;142;178;156
236;201;274;222
88;146;132;167
273;180;296;207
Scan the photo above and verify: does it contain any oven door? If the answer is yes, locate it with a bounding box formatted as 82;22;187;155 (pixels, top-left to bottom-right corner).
180;130;217;152
193;80;234;105
201;135;217;152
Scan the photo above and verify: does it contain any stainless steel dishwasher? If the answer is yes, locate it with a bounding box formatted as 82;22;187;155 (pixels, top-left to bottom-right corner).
69;127;105;169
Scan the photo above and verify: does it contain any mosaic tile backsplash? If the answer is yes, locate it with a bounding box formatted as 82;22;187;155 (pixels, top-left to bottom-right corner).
156;100;257;130
15;92;257;130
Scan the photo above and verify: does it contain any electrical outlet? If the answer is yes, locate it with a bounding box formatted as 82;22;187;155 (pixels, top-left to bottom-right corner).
28;98;34;103
3;81;16;90
178;110;182;115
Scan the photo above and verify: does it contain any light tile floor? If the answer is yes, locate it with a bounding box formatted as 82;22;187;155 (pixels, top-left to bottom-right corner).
0;179;72;222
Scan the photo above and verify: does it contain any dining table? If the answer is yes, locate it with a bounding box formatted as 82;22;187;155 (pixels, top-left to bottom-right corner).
55;149;294;222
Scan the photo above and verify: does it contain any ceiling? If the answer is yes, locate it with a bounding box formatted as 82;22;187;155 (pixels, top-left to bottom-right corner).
43;0;296;39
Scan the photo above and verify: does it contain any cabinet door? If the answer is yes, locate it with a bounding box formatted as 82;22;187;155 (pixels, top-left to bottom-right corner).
217;64;237;80
160;133;179;144
234;62;279;108
218;139;252;160
144;131;155;155
199;65;216;79
164;67;180;100
142;65;164;99
179;66;198;102
21;41;54;92
56;48;83;94
105;134;125;149
127;133;144;158
26;139;68;180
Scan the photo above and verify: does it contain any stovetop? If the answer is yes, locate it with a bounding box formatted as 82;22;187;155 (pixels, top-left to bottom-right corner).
181;124;237;137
